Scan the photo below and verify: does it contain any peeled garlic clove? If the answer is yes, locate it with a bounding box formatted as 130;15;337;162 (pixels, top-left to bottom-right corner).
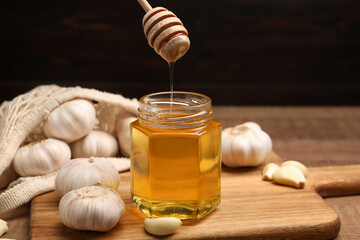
13;138;71;177
116;112;137;157
262;163;279;181
70;130;119;158
272;166;306;189
282;160;308;177
55;157;119;197
59;184;125;232
43;99;96;143
0;218;9;237
144;217;182;236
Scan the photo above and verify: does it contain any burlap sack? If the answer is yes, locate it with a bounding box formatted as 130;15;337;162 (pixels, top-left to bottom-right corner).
0;85;139;213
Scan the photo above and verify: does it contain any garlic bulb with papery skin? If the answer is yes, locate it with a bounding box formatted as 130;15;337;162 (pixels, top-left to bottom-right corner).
70;130;119;158
13;138;71;176
43;99;96;143
59;184;125;232
55;157;119;197
222;122;272;167
116;112;136;157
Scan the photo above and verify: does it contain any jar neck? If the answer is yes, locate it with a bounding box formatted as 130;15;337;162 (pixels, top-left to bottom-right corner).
138;91;213;129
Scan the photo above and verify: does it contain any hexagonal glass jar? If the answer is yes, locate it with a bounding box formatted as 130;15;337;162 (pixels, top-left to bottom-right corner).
130;91;221;220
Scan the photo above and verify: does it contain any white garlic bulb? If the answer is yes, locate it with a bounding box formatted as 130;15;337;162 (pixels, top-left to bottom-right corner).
116;112;137;157
222;122;272;167
59;184;125;232
43;99;96;143
55;157;120;197
70;130;119;158
13;138;71;176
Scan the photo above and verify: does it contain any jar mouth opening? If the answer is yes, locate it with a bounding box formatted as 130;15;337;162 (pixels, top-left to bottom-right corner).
139;91;211;110
138;91;213;129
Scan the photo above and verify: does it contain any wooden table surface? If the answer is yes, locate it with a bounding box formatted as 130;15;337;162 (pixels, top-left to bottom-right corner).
1;106;360;240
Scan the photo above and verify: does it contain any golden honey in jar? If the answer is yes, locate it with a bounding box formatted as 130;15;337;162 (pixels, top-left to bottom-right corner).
130;91;221;220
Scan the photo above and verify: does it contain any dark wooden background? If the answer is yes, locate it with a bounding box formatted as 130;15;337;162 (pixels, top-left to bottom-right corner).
1;0;359;105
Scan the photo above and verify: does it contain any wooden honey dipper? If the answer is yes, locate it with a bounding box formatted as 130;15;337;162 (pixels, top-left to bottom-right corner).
137;0;190;62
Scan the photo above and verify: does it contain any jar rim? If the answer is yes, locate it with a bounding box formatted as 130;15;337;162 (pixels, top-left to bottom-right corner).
139;91;211;110
138;91;213;129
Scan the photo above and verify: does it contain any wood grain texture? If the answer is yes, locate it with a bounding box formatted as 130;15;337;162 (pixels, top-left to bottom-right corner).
325;196;360;240
30;152;360;239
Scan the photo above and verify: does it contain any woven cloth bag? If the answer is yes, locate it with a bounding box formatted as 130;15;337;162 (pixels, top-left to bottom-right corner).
0;85;139;213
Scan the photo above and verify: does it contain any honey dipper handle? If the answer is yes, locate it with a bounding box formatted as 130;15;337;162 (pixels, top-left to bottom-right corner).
137;0;152;12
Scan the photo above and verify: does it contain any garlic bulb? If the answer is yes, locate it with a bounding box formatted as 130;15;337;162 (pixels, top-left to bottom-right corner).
116;112;136;157
13;138;71;177
222;122;272;167
55;157;119;197
59;184;125;232
43;99;96;143
70;130;119;158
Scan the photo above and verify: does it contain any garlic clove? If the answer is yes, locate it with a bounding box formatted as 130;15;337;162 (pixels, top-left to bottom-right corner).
59;184;125;232
116;112;137;157
55;157;120;197
282;160;308;177
70;130;119;158
144;217;182;236
0;218;9;237
43;99;97;143
107;158;130;172
13;138;71;177
272;166;306;189
262;163;279;181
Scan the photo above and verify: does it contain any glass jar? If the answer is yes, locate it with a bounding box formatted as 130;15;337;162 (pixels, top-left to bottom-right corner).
130;91;221;220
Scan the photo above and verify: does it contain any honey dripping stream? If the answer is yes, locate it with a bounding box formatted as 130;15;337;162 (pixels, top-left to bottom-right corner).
168;61;175;105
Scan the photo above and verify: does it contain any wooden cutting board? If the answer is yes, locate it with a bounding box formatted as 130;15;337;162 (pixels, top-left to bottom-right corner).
30;152;360;239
